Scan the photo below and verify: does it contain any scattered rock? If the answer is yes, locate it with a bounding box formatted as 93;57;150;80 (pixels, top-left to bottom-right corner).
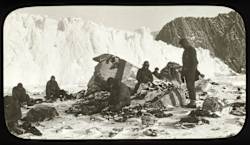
202;97;223;112
210;82;219;85
230;102;245;116
143;128;158;136
19;121;42;136
22;104;59;122
141;113;156;127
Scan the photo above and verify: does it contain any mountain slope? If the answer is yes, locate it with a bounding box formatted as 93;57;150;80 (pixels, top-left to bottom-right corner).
156;11;245;73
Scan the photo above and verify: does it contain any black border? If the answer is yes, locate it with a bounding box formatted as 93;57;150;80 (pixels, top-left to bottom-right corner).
0;0;249;145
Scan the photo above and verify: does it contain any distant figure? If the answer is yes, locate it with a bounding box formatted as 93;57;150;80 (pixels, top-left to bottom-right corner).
12;83;31;106
133;61;153;94
45;76;60;101
179;38;198;108
107;77;131;111
152;67;161;79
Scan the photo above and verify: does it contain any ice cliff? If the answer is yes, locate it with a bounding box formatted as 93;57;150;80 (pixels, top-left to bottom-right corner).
4;12;235;89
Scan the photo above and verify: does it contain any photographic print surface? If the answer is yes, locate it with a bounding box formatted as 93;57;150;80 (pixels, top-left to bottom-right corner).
3;6;246;139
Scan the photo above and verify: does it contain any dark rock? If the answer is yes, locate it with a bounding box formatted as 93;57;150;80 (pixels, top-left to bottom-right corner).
22;104;59;122
230;102;245;116
156;11;245;73
20;121;42;136
143;129;158;136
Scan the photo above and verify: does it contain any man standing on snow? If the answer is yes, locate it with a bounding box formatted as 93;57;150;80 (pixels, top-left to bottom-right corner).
45;76;60;101
179;38;198;108
133;61;153;94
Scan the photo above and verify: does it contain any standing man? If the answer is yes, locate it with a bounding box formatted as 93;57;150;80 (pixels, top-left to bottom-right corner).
133;61;153;94
45;75;60;101
179;38;198;108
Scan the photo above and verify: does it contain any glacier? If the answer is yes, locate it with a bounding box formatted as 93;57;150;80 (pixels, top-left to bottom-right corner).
4;12;235;91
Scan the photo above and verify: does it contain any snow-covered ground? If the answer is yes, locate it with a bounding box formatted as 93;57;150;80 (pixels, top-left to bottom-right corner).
15;74;245;139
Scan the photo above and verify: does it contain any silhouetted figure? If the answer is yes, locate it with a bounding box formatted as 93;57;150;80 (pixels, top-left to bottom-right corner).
12;83;31;106
107;77;131;111
4;83;29;134
152;67;161;79
45;76;60;101
179;38;198;108
133;61;153;94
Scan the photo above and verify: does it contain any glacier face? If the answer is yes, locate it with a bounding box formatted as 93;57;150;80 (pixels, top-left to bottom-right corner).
4;12;235;90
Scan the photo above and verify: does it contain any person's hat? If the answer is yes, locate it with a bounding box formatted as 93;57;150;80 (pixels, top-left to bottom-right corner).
17;83;23;87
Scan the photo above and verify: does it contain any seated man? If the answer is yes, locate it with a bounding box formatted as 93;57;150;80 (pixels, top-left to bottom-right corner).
133;61;153;94
45;76;60;101
4;92;23;134
12;83;31;106
152;67;161;79
107;77;131;111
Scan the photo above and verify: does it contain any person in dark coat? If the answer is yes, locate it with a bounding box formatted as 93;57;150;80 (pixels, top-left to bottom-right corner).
152;67;161;79
179;38;198;108
107;77;131;111
133;61;153;94
4;83;28;134
45;76;60;101
12;83;31;106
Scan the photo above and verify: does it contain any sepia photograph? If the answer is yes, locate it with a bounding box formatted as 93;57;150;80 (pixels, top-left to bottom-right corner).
3;6;246;139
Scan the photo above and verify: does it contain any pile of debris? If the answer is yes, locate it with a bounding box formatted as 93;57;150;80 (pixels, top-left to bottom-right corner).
176;97;224;129
65;91;110;116
133;80;187;107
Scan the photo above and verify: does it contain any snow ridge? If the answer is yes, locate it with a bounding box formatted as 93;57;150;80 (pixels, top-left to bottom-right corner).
4;12;234;89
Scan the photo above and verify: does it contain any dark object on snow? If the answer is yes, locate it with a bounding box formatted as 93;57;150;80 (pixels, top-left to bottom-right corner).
160;62;182;84
179;116;210;124
107;77;131;111
230;102;245;116
202;97;223;112
189;109;220;118
20;121;42;136
210;82;219;85
236;96;241;100
65;91;110;116
22;104;59;122
143;129;158;136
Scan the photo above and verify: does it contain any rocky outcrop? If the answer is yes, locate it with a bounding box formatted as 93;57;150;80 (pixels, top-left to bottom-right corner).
156;11;245;73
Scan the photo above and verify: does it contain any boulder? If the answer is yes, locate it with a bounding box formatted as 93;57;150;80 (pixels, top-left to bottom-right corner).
22;104;59;122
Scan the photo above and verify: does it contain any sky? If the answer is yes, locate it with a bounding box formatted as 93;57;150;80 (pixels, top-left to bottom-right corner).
13;6;233;31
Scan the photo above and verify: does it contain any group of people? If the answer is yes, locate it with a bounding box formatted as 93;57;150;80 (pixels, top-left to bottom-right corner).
107;38;200;111
4;76;63;134
5;38;200;134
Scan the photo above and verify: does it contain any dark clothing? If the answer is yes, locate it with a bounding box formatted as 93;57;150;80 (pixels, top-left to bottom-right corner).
108;81;131;111
134;68;153;94
136;68;153;83
182;46;198;101
182;46;198;74
12;86;30;105
46;80;60;99
4;95;22;125
152;71;161;79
